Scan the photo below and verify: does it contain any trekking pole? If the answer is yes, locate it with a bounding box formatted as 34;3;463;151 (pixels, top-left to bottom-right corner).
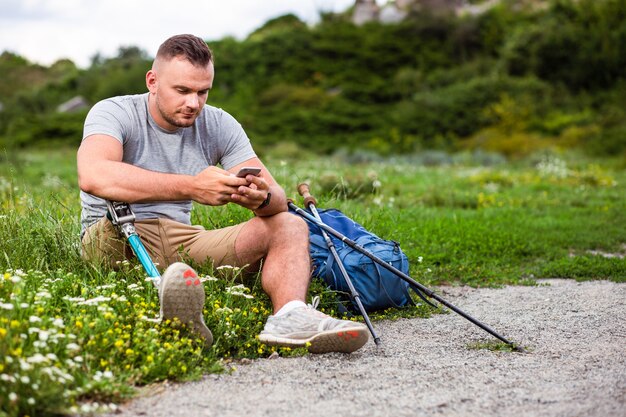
288;201;521;351
297;184;381;346
106;201;161;282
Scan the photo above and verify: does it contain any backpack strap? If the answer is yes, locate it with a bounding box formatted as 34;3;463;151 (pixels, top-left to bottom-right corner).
373;246;434;308
389;240;436;308
409;284;437;308
373;261;409;308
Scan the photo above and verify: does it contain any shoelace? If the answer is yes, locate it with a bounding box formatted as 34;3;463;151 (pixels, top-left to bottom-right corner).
306;295;330;320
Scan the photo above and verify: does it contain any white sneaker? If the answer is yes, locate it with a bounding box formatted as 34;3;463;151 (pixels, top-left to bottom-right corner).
259;297;369;353
159;262;213;346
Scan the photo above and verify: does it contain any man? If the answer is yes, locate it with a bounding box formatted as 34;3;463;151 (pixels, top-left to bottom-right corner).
77;34;368;354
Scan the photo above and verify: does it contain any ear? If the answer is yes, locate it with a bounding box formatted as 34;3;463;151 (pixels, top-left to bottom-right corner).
146;69;157;93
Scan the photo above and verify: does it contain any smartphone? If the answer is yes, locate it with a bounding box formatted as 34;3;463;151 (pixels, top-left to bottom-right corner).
236;167;262;178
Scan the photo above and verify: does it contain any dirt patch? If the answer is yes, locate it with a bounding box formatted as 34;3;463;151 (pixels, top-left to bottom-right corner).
585;244;626;259
101;279;626;417
570;244;626;259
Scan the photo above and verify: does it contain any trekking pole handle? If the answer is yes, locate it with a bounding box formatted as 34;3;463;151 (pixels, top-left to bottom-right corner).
297;183;317;208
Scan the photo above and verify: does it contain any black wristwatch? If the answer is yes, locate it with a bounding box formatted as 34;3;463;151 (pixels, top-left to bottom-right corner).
256;192;271;210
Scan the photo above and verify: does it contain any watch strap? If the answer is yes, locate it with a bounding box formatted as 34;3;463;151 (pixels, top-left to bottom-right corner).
256;192;271;210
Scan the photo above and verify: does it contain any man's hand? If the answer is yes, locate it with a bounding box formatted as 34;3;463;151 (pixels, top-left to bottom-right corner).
191;159;285;215
192;166;253;206
230;173;270;211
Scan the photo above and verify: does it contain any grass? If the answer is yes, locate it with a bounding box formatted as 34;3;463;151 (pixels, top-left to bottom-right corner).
0;146;625;416
465;340;526;353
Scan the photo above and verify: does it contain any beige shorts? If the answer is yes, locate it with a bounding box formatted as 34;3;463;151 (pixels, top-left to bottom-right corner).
81;217;246;270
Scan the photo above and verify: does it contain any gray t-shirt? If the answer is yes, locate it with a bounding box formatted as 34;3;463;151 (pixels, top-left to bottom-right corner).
80;93;256;234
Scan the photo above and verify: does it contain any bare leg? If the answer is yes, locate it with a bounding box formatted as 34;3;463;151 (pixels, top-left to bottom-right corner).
234;212;311;313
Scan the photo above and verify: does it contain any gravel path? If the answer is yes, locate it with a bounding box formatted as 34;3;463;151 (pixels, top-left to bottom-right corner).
103;279;626;417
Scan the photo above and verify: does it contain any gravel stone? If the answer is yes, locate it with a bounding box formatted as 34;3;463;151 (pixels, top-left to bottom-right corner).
101;279;626;417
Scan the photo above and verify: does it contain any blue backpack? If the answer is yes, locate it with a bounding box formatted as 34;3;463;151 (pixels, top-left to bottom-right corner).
302;208;418;313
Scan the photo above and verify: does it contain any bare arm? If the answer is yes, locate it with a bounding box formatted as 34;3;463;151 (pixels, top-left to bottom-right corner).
77;134;250;205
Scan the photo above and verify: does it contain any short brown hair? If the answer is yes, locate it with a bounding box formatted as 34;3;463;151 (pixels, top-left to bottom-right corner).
156;34;213;66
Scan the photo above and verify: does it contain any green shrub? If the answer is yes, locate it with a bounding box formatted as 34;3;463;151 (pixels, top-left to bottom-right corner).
6;112;86;148
393;75;550;142
501;0;626;90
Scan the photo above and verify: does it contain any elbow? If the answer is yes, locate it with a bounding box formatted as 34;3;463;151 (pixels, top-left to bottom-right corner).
78;172;103;196
78;177;95;195
77;159;111;197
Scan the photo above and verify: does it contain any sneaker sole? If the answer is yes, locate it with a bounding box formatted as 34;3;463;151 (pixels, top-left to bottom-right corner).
161;264;213;347
259;326;369;354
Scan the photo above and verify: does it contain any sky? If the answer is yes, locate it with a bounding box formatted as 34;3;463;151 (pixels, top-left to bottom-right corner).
0;0;361;68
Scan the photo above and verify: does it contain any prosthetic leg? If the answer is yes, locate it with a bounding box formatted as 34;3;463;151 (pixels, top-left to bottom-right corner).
106;201;213;346
106;201;161;284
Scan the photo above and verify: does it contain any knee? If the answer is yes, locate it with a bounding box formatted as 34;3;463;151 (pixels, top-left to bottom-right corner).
269;212;309;239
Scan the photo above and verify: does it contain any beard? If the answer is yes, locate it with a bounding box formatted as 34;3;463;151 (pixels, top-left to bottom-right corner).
155;96;199;129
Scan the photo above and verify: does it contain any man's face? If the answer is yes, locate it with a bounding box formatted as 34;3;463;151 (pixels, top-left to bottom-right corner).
146;57;214;131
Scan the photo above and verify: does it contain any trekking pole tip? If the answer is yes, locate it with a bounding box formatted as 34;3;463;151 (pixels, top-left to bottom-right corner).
512;344;526;353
